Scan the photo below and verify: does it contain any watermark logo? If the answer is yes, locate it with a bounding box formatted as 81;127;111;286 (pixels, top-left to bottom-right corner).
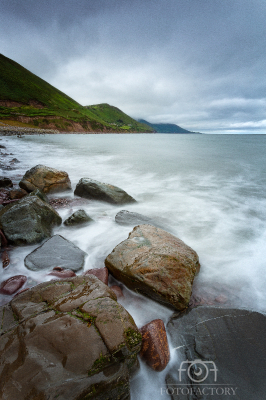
161;358;238;397
178;359;218;383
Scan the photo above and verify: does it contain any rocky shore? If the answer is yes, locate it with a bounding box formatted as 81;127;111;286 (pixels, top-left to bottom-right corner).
0;123;59;136
0;140;265;399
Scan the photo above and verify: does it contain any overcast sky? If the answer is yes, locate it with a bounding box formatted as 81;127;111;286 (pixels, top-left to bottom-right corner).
1;0;266;132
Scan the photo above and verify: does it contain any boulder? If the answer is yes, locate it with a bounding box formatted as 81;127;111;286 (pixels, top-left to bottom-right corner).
166;307;266;399
19;164;71;194
74;178;136;205
64;209;94;226
115;210;158;227
84;267;109;285
105;225;200;310
0;275;27;295
9;188;28;199
0;177;13;188
24;234;87;272
0;275;142;400
27;188;49;203
140;319;170;371
0;196;62;245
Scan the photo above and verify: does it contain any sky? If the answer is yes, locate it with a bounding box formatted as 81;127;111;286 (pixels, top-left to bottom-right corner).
0;0;266;132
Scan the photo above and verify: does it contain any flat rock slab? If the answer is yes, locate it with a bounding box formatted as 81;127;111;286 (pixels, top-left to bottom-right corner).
166;307;266;399
115;210;159;227
74;178;136;205
19;164;71;194
105;224;200;310
0;196;62;245
0;275;142;400
25;234;87;272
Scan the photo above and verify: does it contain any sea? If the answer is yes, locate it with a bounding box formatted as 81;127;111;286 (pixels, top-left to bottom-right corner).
1;133;266;398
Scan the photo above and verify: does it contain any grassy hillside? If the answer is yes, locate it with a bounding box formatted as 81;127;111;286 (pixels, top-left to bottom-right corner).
139;119;198;134
0;54;153;133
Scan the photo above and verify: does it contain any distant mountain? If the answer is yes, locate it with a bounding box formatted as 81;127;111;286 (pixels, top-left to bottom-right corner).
139;119;200;134
0;54;153;133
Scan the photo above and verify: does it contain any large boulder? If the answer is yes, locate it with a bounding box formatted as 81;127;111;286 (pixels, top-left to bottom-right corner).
105;225;200;310
0;275;142;400
24;234;87;272
166;307;266;399
19;164;71;194
74;178;136;205
0;196;62;245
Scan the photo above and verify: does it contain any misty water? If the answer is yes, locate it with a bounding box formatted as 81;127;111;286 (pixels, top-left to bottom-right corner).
1;133;266;398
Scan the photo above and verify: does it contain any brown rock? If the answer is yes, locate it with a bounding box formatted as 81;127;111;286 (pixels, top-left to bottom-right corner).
110;285;124;298
140;319;170;371
105;224;200;310
0;275;27;295
49;269;76;278
19;164;71;194
84;267;109;285
9;188;28;199
2;249;10;268
0;276;142;399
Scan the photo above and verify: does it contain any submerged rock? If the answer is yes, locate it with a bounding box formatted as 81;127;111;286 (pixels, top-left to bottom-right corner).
24;234;87;272
140;319;170;371
64;209;94;226
110;285;124;299
74;178;136;205
19;164;71;193
115;209;158;227
105;224;200;310
166;307;266;399
0;196;62;245
0;275;142;400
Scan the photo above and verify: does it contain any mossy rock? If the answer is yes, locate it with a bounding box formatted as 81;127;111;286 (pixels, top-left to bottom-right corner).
0;275;141;399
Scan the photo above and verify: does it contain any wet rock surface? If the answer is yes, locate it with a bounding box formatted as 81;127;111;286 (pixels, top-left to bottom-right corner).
0;196;62;245
105;224;200;310
74;177;136;205
19;164;71;194
115;209;159;227
24;234;87;272
140;319;170;371
64;209;94;226
166;307;266;399
110;285;124;299
0;275;142;399
0;275;27;295
84;267;109;285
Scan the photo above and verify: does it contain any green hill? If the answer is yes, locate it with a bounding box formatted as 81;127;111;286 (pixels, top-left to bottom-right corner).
139;119;200;134
0;54;153;133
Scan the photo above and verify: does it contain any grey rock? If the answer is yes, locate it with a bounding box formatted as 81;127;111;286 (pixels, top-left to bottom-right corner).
0;275;142;400
0;196;62;245
27;188;49;203
25;234;87;272
74;178;136;205
64;209;94;226
115;210;158;227
166;307;266;399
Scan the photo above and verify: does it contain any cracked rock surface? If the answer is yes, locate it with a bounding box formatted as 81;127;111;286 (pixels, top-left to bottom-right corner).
166;307;266;399
0;275;142;400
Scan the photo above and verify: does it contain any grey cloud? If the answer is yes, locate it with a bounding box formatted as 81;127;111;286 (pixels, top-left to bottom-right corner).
1;0;266;131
